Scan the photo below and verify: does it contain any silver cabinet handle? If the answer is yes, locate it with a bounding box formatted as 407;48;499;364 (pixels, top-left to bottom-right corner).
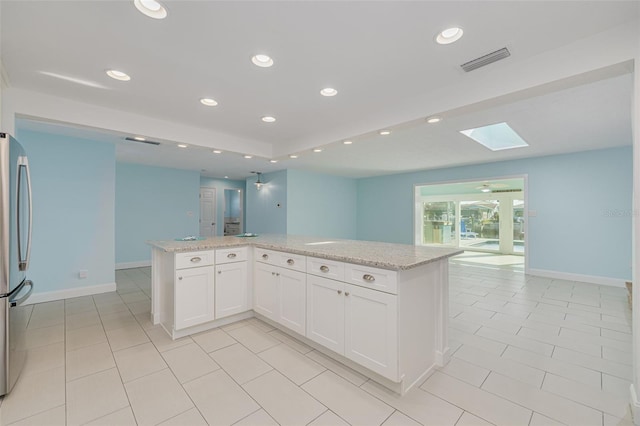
287;259;294;265
276;273;280;276
227;253;237;259
17;157;32;272
363;274;375;282
337;290;342;295
345;291;350;296
320;265;329;273
178;276;183;280
218;270;222;274
262;254;269;260
272;272;275;276
191;257;202;263
8;279;33;307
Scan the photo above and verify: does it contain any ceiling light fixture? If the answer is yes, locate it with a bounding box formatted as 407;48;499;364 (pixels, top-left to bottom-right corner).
426;117;441;124
133;0;168;19
270;160;278;163
224;176;229;179
244;155;253;159
436;27;464;44
177;144;188;148
200;98;218;107
261;116;276;123
379;130;391;136
251;54;274;68
106;70;131;81
133;136;146;141
213;150;222;154
313;148;323;153
252;171;266;191
289;155;298;159
343;140;353;145
320;88;338;97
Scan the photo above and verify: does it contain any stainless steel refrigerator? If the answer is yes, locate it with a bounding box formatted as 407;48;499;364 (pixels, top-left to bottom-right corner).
0;132;34;396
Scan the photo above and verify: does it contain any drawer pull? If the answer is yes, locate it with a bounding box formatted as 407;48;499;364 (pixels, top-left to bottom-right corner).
190;257;202;263
345;291;350;296
287;259;295;265
227;253;237;259
218;270;222;274
362;274;375;282
337;290;342;295
262;254;269;260
320;265;330;273
178;276;183;280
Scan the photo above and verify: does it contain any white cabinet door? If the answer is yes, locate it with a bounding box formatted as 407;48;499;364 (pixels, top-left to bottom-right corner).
254;262;278;322
215;262;248;319
306;275;345;354
344;283;398;379
174;266;215;330
278;268;306;335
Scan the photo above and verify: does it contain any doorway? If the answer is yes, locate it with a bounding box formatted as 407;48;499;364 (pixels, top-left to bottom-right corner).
414;177;526;259
223;189;243;236
199;187;216;237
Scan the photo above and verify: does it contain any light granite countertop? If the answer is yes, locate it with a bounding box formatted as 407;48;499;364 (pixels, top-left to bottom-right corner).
147;234;462;270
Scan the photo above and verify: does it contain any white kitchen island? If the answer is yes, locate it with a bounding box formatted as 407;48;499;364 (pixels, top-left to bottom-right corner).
147;235;461;394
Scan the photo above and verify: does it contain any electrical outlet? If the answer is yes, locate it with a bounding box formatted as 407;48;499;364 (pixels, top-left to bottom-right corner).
79;270;88;279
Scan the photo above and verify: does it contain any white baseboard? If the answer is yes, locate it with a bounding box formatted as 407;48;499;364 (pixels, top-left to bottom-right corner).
631;384;640;426
527;268;627;288
116;261;151;270
24;282;117;305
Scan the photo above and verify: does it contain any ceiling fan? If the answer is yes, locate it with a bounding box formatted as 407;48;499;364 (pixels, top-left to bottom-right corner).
475;183;509;193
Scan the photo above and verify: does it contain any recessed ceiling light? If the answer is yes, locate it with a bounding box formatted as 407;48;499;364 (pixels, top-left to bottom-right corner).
270;160;278;163
261;116;276;123
200;98;218;107
224;176;229;179
244;155;253;159
426;117;441;124
289;155;298;159
177;144;188;148
436;27;463;45
379;130;391;136
251;54;273;68
133;136;146;141
343;140;353;145
213;150;222;154
320;88;338;97
106;70;130;81
313;148;323;153
134;0;167;19
460;122;529;151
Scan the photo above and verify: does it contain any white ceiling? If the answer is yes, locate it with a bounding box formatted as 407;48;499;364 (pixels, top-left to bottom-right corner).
2;1;638;179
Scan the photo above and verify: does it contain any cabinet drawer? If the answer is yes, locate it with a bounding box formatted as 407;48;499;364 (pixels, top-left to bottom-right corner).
307;257;345;281
276;251;306;272
255;248;278;265
216;247;248;264
344;264;397;294
175;250;214;270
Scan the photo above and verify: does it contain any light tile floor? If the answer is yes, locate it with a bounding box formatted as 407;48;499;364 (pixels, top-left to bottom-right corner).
0;265;634;426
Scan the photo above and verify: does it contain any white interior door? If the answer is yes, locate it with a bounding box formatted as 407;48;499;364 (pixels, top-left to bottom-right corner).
199;187;216;237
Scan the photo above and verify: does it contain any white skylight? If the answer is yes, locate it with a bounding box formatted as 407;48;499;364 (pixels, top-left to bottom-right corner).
460;122;529;151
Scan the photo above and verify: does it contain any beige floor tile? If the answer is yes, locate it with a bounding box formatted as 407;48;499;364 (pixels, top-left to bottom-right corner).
162;343;220;383
268;328;314;354
305;349;368;386
234;409;279;426
0;367;65;425
145;326;193;352
66;324;107;352
192;327;237;353
226;324;280;353
602;373;633;398
184;369;259;426
65;300;96;316
20;324;64;350
476;327;554;356
246;318;276;332
362;379;463;426
552;346;632;379
125;369;194;426
96;301;130;316
420;372;532;426
27;309;64;330
100;310;138;331
448;328;507;355
454;411;493;426
120;290;149;304
21;342;65;378
481;372;601;425
7;405;65;426
134;312;155;330
85;407;137;425
157;408;208;426
113;342;168;383
66;368;129;425
66;341;116;381
65;309;101;331
245;369;327;426
382;411;421;426
210;343;272;384
258;343;325;385
302;370;393;426
529;412;564;426
126;300;151;315
438;357;490;387
105;323;150;351
308;410;349;426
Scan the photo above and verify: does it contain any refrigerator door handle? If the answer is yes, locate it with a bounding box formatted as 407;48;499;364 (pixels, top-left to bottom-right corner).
16;156;32;272
7;279;33;307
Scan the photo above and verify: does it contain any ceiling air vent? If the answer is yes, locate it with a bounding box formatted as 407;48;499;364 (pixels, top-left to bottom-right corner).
492;188;522;193
124;137;160;146
461;47;511;72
